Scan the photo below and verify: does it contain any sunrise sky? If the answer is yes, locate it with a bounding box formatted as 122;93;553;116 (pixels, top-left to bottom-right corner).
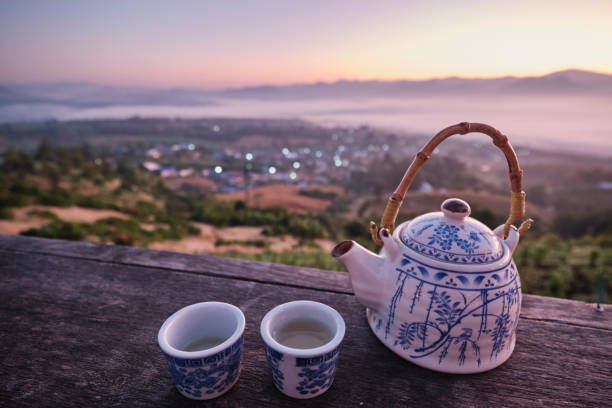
1;0;611;89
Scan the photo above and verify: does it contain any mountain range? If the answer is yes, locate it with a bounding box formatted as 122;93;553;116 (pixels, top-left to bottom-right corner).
1;69;611;108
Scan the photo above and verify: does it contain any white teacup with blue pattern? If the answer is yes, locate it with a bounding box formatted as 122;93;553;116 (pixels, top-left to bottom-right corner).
260;300;345;399
158;302;245;400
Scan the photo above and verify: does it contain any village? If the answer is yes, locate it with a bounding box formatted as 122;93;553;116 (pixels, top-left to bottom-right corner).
135;122;406;194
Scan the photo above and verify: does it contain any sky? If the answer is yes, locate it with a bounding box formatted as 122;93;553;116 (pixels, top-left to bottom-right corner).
1;0;612;89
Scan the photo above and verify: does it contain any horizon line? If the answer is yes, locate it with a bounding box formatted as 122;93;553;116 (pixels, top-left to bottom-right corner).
2;66;611;91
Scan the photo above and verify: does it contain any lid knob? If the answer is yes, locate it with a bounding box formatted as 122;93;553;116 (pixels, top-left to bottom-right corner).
441;198;471;221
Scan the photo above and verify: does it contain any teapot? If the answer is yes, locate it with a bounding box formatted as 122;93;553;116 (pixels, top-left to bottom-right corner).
332;123;533;374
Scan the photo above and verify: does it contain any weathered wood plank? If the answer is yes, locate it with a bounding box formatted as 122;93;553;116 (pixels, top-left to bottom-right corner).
0;234;352;294
1;250;610;407
521;293;609;331
1;235;610;331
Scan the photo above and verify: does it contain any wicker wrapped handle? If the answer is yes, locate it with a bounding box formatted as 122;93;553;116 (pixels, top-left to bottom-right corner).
370;122;533;245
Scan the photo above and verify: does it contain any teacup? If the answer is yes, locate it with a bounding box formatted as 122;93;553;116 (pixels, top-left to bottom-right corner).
157;302;245;400
260;300;345;399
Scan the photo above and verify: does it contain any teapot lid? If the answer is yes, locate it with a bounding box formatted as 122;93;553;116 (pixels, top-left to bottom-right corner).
399;198;504;265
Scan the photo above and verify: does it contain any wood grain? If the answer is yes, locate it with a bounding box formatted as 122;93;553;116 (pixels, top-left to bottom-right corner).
0;235;610;407
1;235;609;330
0;234;351;294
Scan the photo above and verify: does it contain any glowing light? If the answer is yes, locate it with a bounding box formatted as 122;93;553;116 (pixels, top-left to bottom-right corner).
245;152;253;160
303;148;311;154
282;147;289;155
334;158;342;167
289;172;297;180
315;151;323;158
212;125;220;132
292;161;300;169
382;144;389;152
268;166;277;174
338;145;345;152
214;166;223;174
188;144;195;150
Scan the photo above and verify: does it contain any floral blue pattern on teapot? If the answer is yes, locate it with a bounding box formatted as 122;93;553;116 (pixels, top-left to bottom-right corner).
333;198;523;374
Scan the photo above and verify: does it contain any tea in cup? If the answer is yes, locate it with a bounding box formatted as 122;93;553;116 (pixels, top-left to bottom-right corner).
260;300;345;399
158;302;245;400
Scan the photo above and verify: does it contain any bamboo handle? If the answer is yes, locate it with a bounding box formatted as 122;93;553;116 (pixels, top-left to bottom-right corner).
371;122;533;245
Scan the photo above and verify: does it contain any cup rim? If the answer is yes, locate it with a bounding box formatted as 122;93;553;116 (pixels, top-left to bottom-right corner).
158;301;245;359
260;300;345;357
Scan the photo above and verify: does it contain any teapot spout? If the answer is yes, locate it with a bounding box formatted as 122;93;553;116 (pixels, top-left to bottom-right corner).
332;240;386;312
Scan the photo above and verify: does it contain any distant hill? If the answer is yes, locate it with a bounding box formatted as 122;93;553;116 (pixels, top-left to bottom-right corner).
216;69;612;99
0;82;216;108
1;69;611;107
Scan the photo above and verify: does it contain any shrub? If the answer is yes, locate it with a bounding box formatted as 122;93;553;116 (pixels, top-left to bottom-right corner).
215;239;267;248
218;250;345;271
0;183;35;207
22;221;86;241
74;195;117;210
299;189;338;200
187;224;201;236
27;209;58;220
132;200;158;220
36;188;74;206
344;220;366;237
287;217;327;240
546;271;566;298
0;206;15;220
192;199;234;226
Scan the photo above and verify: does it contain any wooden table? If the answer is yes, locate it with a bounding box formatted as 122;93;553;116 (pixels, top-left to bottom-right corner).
1;234;610;407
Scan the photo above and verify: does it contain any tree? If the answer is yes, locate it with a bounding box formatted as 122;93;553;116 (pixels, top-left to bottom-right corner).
35;138;54;161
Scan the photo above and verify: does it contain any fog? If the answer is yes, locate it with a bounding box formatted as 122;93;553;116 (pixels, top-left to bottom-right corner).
1;93;610;155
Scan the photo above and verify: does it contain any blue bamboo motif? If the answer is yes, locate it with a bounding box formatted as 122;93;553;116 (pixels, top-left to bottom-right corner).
379;210;522;368
410;281;424;314
385;268;409;339
389;259;520;366
422;286;437;347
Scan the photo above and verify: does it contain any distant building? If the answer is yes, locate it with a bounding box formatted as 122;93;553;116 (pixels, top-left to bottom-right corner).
142;161;160;172
598;181;612;190
160;166;177;178
146;148;161;159
179;168;195;177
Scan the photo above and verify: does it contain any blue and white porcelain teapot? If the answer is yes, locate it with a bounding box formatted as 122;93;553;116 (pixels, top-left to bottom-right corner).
332;123;533;374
